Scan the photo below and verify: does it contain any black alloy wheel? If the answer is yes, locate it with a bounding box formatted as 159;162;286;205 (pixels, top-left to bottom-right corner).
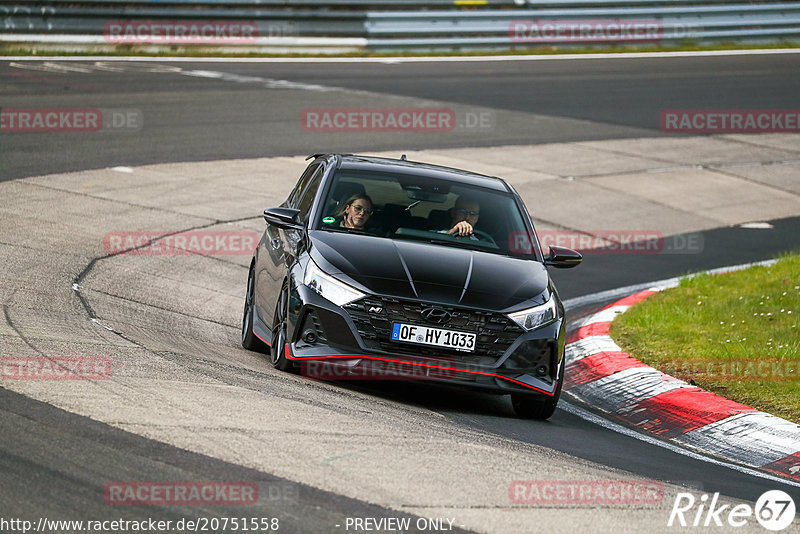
242;265;267;352
270;282;294;371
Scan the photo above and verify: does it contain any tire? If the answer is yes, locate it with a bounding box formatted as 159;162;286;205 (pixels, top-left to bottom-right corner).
270;282;294;372
511;358;565;420
242;264;268;353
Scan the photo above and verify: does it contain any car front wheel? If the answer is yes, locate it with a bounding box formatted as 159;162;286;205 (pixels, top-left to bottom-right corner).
242;264;268;353
270;282;294;372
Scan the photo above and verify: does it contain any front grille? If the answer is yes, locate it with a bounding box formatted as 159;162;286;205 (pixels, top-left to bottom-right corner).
344;297;523;364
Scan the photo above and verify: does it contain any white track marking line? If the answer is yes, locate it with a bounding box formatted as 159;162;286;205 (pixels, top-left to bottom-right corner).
2;49;800;63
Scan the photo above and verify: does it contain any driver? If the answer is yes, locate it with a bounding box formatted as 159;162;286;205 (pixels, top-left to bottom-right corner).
335;193;374;230
442;196;480;238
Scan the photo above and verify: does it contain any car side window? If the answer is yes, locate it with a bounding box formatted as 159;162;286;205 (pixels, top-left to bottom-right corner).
288;163;321;208
295;165;324;221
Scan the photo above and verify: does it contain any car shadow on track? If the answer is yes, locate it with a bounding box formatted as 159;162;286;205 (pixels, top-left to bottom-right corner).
308;377;522;419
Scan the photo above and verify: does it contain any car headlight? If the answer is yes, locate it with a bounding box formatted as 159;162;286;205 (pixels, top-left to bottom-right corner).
304;260;366;307
507;295;558;331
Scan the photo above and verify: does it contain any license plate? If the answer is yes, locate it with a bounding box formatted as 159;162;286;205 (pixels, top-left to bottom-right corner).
390;322;476;352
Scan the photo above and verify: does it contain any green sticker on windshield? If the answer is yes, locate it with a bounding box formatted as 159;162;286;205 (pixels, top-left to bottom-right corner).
322;216;335;224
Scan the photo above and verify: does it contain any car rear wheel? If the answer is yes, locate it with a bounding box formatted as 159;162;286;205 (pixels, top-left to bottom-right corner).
242;264;268;353
511;358;565;420
270;282;294;372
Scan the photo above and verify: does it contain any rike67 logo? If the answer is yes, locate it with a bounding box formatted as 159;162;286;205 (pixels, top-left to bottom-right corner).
668;490;796;531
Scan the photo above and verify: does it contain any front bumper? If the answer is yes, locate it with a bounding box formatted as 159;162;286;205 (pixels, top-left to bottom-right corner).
283;282;565;396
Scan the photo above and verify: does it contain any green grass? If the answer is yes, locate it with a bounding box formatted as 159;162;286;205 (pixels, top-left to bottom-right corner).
610;254;800;423
1;40;798;58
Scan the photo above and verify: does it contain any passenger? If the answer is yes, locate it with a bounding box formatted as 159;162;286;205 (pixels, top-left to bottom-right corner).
336;194;374;230
441;196;480;238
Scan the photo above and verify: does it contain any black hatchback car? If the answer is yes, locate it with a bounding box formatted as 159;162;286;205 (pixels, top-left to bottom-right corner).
242;154;581;419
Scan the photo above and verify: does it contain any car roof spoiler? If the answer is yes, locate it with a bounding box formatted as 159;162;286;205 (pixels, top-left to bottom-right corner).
306;153;346;169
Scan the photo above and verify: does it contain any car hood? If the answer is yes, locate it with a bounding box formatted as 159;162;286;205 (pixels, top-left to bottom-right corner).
309;231;549;310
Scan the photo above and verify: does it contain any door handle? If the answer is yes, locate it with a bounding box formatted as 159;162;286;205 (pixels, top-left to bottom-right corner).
271;238;282;250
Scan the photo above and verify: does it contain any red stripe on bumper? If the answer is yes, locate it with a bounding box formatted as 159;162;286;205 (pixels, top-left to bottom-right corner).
284;344;554;396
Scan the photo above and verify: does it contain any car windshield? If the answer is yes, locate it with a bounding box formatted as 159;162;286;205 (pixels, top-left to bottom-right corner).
313;169;543;259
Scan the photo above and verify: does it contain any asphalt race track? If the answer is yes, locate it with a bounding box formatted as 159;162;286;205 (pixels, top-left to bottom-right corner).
1;53;799;533
3;52;800;180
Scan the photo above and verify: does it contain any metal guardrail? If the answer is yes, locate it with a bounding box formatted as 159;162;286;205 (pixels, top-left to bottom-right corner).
2;0;519;5
364;4;800;48
2;1;799;50
1;6;364;37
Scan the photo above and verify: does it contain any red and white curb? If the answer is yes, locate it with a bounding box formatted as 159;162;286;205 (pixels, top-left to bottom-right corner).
563;275;800;483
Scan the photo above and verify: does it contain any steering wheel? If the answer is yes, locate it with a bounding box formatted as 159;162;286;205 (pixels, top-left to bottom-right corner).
474;230;496;244
457;229;495;245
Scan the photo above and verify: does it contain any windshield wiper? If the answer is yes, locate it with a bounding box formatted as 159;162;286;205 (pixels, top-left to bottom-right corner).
427;238;482;250
393;232;480;250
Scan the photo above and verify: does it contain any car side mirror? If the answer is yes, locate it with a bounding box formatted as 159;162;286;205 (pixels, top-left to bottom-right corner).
264;207;303;230
545;246;582;268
